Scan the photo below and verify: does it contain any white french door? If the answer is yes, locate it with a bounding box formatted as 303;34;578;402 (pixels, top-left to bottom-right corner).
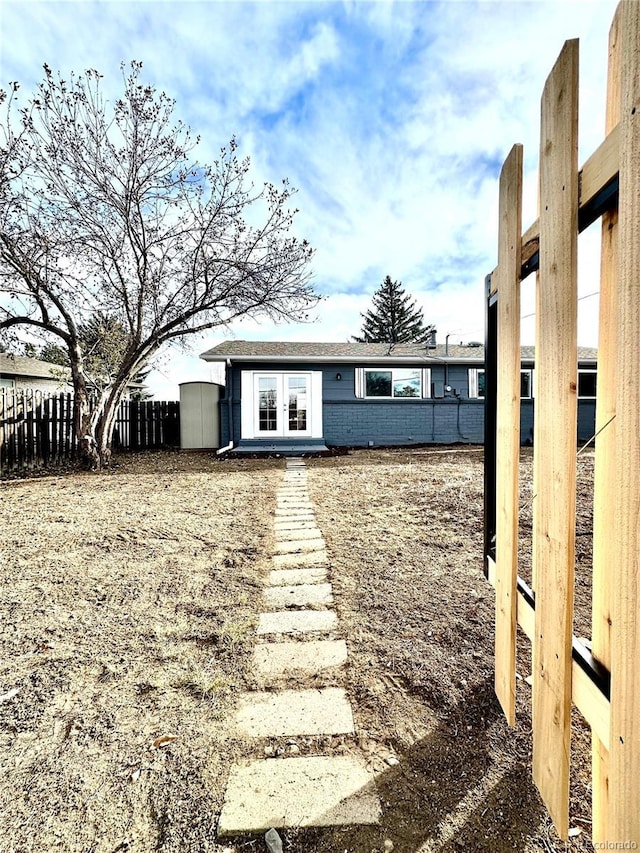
254;373;312;438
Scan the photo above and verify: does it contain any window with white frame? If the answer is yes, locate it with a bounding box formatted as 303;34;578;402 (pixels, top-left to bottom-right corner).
468;369;486;398
355;367;431;399
520;369;533;399
578;370;597;398
468;368;534;399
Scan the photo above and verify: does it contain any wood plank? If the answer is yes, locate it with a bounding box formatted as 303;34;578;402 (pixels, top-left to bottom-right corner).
486;558;611;750
519;128;619;275
591;3;621;842
580;123;619;209
532;38;579;842
494;144;523;726
610;1;640;843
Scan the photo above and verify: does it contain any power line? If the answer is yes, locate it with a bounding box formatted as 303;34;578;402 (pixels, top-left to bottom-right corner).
520;290;599;321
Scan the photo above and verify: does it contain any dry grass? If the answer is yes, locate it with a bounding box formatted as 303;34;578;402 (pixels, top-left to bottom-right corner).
0;447;597;853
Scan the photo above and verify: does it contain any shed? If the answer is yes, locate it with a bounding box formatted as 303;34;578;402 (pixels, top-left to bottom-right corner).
179;381;222;450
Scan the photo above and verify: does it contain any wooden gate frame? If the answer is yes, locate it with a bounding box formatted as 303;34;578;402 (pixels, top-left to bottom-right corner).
484;2;639;844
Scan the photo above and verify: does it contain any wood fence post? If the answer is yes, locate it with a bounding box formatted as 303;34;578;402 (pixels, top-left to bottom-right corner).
591;3;621;841
494;144;523;727
532;38;579;841
610;1;640;842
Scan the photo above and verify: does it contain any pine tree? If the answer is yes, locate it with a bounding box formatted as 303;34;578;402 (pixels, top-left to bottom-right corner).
353;276;434;343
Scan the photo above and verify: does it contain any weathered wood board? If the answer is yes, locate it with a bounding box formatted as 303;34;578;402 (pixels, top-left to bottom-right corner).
494;144;523;727
532;38;579;841
610;1;640;843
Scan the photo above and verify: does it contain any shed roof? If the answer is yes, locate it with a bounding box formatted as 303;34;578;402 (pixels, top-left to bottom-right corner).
200;340;598;364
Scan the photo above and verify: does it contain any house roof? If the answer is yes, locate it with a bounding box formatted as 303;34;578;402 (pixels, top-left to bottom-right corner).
200;340;598;365
0;353;147;390
0;352;71;381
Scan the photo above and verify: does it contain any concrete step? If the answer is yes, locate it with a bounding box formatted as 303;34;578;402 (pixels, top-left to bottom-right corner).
217;756;381;836
273;520;318;532
267;567;328;586
272;550;327;568
273;536;326;554
274;508;315;518
234;687;354;738
257;609;338;636
253;639;348;679
263;583;333;610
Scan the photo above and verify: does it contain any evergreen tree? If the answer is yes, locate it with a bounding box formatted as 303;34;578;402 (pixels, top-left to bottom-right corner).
353;276;434;343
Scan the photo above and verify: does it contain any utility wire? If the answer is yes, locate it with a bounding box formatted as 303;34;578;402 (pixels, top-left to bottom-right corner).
520;290;600;321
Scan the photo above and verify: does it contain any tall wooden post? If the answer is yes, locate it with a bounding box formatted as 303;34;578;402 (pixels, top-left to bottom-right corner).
609;1;640;843
494;144;523;726
532;39;579;841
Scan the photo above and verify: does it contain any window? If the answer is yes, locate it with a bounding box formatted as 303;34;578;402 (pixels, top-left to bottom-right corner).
469;368;533;399
520;369;533;399
356;367;431;399
468;369;485;398
578;370;597;398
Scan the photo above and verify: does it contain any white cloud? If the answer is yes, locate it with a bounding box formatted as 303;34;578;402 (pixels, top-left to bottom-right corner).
1;0;618;398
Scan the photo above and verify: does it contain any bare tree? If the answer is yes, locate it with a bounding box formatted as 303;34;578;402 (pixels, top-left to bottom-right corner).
0;63;317;467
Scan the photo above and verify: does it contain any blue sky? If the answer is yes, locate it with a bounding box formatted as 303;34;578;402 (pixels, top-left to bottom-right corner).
1;0;619;397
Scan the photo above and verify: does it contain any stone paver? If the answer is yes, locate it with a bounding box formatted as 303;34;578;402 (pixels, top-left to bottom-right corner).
253;639;348;679
257;609;337;635
273;536;326;554
217;756;381;835
272;550;327;567
276;503;314;512
218;458;381;839
273;519;319;531
263;582;333;610
274;508;315;518
268;567;328;586
274;527;321;542
235;687;354;737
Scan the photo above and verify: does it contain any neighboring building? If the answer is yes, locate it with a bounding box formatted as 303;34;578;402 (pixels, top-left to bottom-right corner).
0;353;147;399
200;339;598;453
0;353;71;394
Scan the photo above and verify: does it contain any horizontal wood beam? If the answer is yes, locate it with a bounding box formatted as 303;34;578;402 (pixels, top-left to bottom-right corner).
486;556;611;748
491;125;620;288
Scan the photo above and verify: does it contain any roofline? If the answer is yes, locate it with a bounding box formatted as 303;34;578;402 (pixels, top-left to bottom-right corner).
200;353;486;365
201;353;598;366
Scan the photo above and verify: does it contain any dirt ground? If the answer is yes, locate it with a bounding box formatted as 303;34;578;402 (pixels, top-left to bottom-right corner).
0;447;597;853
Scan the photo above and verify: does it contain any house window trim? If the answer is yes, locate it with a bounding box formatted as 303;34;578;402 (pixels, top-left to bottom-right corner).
355;367;431;399
468;368;535;399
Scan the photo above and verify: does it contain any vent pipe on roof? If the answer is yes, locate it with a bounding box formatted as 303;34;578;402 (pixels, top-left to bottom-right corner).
427;329;437;349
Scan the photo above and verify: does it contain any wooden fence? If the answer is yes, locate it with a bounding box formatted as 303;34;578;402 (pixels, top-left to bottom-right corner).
0;388;180;474
484;1;638;844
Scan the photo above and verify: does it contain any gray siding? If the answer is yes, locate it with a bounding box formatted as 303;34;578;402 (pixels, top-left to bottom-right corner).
322;399;484;446
217;361;596;448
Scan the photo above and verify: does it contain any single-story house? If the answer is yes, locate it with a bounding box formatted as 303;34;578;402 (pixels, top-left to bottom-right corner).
0;353;71;394
0;352;146;399
200;339;598;453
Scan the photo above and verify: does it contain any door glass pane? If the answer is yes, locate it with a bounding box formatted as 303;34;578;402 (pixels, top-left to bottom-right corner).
258;377;277;431
288;376;307;431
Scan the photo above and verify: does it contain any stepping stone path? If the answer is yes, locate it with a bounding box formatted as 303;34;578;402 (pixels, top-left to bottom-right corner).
218;458;381;837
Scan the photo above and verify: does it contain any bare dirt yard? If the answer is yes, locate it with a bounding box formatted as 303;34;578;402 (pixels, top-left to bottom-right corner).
0;447;596;853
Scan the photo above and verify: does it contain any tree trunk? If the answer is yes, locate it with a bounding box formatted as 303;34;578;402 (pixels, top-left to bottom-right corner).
70;347;124;470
